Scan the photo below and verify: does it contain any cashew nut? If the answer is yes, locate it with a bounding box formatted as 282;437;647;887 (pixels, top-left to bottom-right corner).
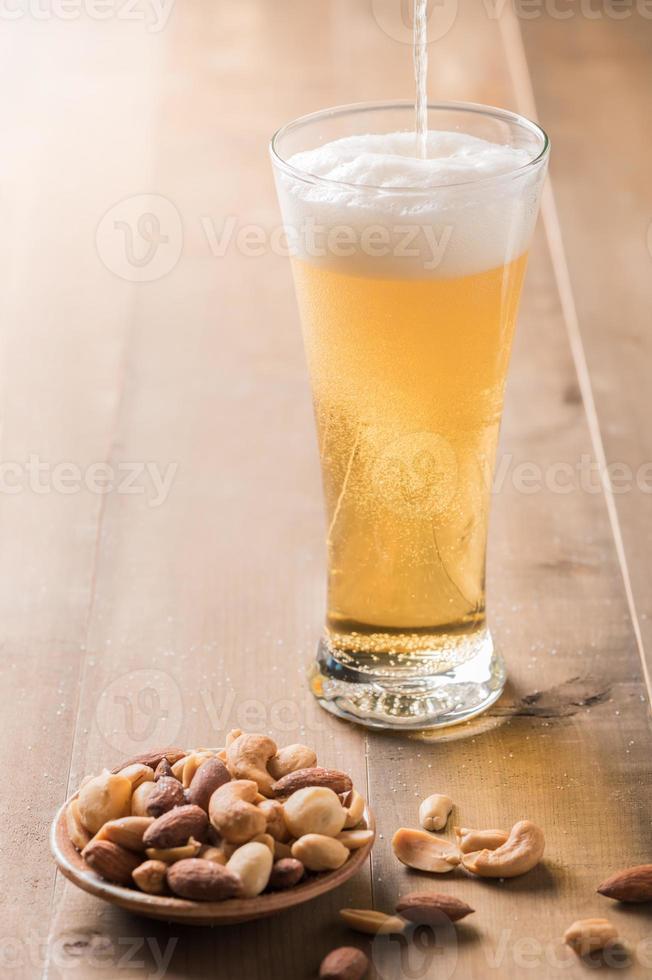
258;799;289;842
226;841;273;897
461;820;545;878
392;828;460;873
564;918;619;956
343;789;365;829
65;799;91;850
268;744;317;780
418;794;453;832
226;734;278;797
77;770;132;834
454;826;509;854
208;779;266;844
283;787;346;839
291;834;349;871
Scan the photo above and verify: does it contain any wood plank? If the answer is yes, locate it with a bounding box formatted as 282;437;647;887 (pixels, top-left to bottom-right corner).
0;19;161;975
363;2;652;978
42;4;372;977
0;2;644;978
517;0;652;689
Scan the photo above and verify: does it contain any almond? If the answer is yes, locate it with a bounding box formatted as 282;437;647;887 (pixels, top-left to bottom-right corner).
273;767;352;799
166;858;242;901
145;776;185;817
395;891;474;924
82;839;141;885
111;747;186;773
268;857;304;890
597;865;652;903
186;758;231;812
319;946;369;980
154;758;174;781
143;804;208;849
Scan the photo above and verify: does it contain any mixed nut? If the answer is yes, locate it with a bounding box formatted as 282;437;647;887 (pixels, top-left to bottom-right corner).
64;744;651;975
333;788;648;971
65;734;371;902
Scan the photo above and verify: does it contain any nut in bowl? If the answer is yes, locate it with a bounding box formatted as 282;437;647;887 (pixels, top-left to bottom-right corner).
50;735;375;925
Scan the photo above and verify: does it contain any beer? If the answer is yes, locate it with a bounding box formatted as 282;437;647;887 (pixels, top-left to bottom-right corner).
272;109;548;727
292;252;527;666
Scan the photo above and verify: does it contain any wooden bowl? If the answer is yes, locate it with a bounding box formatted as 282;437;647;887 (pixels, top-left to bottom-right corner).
50;798;375;926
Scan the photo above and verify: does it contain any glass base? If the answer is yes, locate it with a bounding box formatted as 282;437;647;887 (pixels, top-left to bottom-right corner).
308;628;506;731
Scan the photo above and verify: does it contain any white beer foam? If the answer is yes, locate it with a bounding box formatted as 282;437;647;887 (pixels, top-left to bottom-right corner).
276;131;543;278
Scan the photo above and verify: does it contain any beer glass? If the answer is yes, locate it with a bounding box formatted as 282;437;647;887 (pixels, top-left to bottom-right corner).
271;102;549;729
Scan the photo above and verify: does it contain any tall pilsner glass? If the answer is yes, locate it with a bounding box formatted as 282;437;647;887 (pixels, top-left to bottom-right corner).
271;102;549;729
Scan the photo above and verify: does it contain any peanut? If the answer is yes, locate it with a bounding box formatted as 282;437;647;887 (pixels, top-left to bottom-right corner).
291;834;349;872
117;763;155;791
283;787;346;839
132;859;168;895
336;829;374;850
564;918;619;956
130;781;157;817
77;771;132;834
339;909;405;935
418;794;453;832
93;816;154;852
226;841;273;897
392;828;460;873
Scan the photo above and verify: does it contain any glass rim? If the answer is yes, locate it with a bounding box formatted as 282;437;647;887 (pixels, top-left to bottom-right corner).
270;99;550;194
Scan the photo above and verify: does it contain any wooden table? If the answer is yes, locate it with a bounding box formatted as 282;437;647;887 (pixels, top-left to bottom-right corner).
2;2;651;977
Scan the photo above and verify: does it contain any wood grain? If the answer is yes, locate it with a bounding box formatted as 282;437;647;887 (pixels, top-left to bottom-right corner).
518;1;652;689
0;2;648;979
